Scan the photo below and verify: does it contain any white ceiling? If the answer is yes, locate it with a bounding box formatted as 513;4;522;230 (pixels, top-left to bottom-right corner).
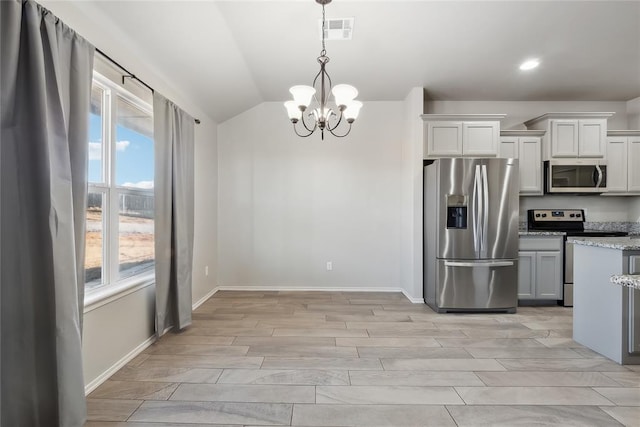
66;1;640;123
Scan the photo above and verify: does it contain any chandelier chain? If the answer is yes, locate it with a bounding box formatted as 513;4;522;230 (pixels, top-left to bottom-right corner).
320;3;326;57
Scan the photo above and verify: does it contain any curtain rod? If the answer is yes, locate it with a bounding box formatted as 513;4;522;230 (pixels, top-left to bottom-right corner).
95;48;201;125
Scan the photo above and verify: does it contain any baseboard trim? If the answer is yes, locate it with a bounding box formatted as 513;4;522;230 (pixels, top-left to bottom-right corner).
192;286;219;310
401;289;424;304
84;334;156;395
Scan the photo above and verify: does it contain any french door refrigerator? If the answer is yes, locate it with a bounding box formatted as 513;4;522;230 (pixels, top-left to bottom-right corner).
423;158;519;313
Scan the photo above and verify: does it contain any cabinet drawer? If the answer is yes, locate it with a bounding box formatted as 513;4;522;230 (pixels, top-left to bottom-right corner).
519;236;563;251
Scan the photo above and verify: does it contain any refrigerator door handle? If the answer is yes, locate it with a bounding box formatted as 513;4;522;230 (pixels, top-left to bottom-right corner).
444;261;515;268
481;164;489;253
473;165;482;253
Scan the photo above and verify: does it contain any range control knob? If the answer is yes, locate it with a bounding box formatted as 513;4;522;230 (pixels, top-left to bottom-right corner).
542;213;547;217
570;214;575;217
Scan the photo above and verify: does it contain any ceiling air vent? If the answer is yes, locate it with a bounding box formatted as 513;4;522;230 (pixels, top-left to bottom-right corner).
319;17;354;41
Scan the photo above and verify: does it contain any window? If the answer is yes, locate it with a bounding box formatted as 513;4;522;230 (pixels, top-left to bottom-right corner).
85;73;154;291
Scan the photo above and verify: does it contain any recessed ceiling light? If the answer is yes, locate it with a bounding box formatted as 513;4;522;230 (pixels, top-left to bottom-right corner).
519;59;540;71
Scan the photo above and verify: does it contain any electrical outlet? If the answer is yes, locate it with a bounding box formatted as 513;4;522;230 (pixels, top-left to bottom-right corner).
205;266;209;276
326;261;332;271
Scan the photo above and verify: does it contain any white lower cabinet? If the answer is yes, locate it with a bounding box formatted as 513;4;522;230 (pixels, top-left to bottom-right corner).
518;236;563;300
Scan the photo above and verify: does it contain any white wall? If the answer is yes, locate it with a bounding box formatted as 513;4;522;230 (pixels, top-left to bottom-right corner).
630;197;640;223
41;1;218;390
425;100;630;130
218;102;404;290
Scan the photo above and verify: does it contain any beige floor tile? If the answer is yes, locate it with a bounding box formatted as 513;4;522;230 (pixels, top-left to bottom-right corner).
125;354;149;368
326;314;412;322
317;385;464;405
255;320;346;329
336;337;440;347
349;370;484;386
593;387;640;406
170;383;315;403
146;344;249;356
447;405;623;426
460;329;553;339
534;337;586;348
381;358;506;371
110;366;222;383
272;328;368;337
600;406;640;426
436;338;546;348
153;335;235;346
522;321;573;330
140;354;263;369
262;356;383;370
477;371;622;387
182;327;274;337
291;404;456;426
345;321;437;329
232;336;336;346
129;401;292;425
85;423;235;427
602;371;640;387
189;319;259;328
455;386;615;405
571;347;609;359
217;369;350;385
357;347;471;359
247;344;358;358
89;381;178;400
366;328;466;338
465;347;583;359
86;399;142;422
497;358;631;372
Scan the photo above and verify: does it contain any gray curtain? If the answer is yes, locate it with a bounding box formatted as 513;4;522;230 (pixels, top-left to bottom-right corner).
153;93;195;337
1;1;94;426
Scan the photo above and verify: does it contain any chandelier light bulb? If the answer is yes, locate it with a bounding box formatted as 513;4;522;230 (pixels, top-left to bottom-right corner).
284;101;302;122
289;85;316;110
332;84;358;109
343;100;362;122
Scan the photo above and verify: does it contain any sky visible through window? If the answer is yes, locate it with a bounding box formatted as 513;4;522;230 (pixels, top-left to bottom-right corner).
88;113;154;187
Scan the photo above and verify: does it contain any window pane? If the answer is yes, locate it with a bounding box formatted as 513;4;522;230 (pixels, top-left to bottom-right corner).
89;85;104;183
115;96;154;189
85;192;104;287
118;191;154;278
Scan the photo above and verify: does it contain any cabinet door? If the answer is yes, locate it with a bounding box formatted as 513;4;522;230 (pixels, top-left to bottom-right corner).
628;137;640;192
550;120;579;157
606;137;628;192
462;122;499;156
499;137;519;159
426;121;463;157
536;251;562;299
518;251;536;299
519;137;542;194
579;119;606;157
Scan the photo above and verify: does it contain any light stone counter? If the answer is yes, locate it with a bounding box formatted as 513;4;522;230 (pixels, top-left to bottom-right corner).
611;274;640;290
518;231;566;236
571;236;640;251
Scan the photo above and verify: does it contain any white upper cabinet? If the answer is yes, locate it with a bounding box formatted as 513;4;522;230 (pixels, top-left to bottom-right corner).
524;112;613;159
606;130;640;194
499;130;544;195
423;114;505;158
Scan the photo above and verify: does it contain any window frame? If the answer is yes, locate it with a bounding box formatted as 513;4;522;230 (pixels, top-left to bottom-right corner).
85;72;155;310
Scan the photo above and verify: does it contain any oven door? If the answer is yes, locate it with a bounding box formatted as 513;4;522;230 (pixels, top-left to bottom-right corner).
545;160;607;194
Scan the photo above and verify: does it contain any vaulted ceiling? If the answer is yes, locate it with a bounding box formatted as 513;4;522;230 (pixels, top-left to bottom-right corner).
45;1;640;123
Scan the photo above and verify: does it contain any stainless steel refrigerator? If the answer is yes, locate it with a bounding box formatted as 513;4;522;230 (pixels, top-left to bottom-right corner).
423;158;519;313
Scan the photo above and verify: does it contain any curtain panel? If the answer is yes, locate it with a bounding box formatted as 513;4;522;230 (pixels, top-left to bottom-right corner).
1;1;95;426
153;93;195;337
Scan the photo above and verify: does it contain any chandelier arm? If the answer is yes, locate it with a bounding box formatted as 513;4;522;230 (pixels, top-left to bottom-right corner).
328;122;352;138
293;122;316;138
299;111;317;133
326;110;344;132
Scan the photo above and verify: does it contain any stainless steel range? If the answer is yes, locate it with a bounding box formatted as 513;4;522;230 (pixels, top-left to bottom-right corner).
527;209;628;306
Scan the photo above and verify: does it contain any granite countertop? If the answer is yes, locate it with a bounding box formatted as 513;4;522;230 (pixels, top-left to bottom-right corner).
610;274;640;290
571;236;640;250
519;231;566;236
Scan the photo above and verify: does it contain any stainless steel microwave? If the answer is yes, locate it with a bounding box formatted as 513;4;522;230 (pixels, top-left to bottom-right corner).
544;160;607;194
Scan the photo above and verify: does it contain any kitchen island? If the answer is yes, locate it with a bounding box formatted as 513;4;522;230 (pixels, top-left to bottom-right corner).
573;237;640;364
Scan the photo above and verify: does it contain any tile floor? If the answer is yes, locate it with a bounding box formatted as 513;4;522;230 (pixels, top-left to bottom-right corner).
84;291;640;426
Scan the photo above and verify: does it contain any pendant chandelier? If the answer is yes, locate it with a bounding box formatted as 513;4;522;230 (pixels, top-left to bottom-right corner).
284;0;362;140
